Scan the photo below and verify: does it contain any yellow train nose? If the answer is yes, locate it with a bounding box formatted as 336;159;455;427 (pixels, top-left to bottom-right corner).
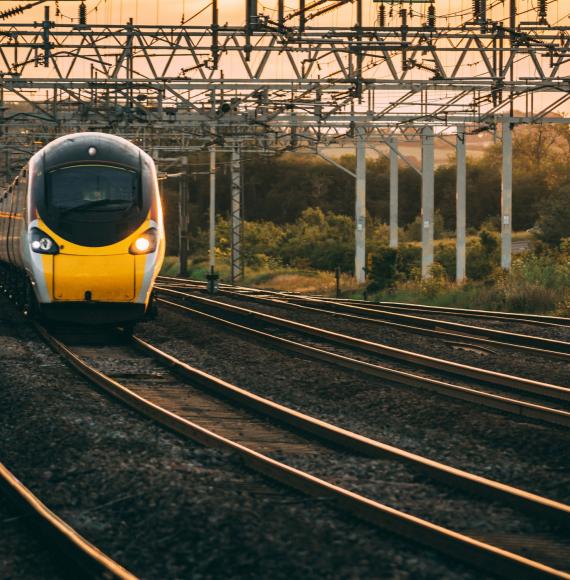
53;254;135;301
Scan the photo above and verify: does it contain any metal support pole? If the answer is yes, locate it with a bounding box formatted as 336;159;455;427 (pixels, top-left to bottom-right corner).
355;126;366;284
510;0;517;29
247;0;258;25
456;127;467;283
389;137;399;249
278;0;284;28
208;143;216;270
355;0;363;99
421;126;435;279
178;156;189;277
42;6;51;67
211;0;219;69
501;121;513;271
231;141;243;284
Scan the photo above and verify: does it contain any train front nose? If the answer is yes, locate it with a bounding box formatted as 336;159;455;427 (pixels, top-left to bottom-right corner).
53;253;135;302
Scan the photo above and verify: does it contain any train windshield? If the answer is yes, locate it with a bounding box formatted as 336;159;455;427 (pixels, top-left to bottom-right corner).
47;165;139;213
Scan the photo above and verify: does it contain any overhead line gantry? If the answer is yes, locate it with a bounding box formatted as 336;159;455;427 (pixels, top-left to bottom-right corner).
1;0;569;282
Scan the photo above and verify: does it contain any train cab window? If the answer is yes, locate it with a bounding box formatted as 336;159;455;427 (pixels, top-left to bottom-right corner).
46;164;139;214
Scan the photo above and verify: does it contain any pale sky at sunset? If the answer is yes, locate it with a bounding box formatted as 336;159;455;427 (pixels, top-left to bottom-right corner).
1;1;568;28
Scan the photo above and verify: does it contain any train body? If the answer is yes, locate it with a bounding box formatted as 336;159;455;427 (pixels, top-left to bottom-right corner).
0;132;165;324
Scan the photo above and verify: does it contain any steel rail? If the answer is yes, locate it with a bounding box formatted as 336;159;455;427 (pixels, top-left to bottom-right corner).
0;462;137;580
253;292;570;329
203;281;570;329
157;297;570;427
333;300;570;328
157;287;570;405
131;333;570;525
156;276;570;330
34;325;570;579
156;281;570;362
242;295;570;361
270;296;570;355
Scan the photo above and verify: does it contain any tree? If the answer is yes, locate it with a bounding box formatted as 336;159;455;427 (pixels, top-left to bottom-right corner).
535;184;570;245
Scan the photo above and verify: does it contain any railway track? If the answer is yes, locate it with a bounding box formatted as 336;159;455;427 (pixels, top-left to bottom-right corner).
35;323;570;579
156;277;570;360
0;461;136;579
278;296;570;353
155;288;570;427
329;300;570;329
157;276;570;328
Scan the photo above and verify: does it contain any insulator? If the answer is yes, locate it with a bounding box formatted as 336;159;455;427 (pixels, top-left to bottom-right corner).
480;0;487;23
473;0;480;21
378;4;384;27
0;4;26;20
427;3;436;28
400;8;407;28
538;0;547;24
78;1;87;25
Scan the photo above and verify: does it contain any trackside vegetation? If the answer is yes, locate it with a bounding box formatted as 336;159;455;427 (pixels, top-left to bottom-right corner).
161;124;570;315
161;212;570;315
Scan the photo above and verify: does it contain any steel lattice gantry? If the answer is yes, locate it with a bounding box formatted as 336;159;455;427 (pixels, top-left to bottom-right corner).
1;2;570;282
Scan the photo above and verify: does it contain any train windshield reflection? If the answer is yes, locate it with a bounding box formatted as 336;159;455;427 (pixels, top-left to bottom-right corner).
47;164;139;213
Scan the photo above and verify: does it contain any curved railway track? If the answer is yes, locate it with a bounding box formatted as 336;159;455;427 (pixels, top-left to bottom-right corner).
332;300;570;329
155;288;570;427
279;296;570;353
156;277;570;360
157;276;570;328
0;462;136;579
34;323;570;579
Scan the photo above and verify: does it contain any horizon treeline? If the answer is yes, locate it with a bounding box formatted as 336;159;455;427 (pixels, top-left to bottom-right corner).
161;123;570;253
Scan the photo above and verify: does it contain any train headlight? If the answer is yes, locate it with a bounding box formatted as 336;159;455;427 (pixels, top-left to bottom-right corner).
30;228;59;255
129;228;158;255
134;237;151;252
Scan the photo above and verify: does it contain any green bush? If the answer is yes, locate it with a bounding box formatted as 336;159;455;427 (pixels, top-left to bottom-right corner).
535;184;570;245
434;242;456;279
368;247;398;291
466;230;500;280
279;208;355;272
421;262;449;298
396;245;421;279
402;210;446;242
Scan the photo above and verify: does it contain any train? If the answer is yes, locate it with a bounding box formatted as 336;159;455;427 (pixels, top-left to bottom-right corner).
0;132;165;326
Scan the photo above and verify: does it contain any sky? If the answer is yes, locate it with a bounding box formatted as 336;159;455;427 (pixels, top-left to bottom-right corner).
0;1;569;115
0;1;568;29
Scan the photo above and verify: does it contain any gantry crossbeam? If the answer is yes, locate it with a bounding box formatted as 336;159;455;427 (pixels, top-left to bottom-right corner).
1;13;570;135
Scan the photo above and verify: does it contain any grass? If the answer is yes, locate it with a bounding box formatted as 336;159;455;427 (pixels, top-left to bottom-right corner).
161;257;360;295
370;266;570;316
